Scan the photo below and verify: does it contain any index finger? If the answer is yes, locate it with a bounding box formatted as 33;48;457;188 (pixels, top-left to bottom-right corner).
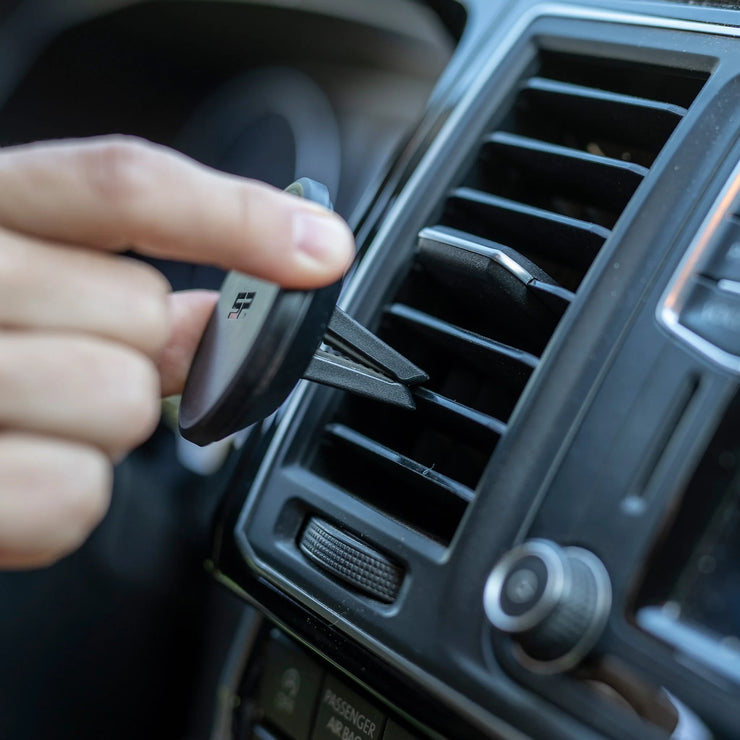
0;136;354;289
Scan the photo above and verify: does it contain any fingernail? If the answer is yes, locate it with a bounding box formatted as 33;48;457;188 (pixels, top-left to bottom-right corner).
293;211;354;269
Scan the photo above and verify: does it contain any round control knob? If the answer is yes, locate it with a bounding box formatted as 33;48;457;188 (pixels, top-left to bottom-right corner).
483;539;611;673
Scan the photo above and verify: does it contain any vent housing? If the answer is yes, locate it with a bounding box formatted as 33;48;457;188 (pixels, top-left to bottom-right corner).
308;48;707;546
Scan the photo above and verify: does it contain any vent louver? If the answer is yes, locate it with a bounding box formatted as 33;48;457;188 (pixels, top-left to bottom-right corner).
309;49;706;546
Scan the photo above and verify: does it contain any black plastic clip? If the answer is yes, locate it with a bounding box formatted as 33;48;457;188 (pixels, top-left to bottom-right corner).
304;307;428;409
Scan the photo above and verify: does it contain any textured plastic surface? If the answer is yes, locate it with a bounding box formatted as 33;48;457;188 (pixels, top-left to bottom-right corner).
299;517;403;603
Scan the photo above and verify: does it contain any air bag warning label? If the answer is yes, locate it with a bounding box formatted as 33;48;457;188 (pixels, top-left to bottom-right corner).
311;675;385;740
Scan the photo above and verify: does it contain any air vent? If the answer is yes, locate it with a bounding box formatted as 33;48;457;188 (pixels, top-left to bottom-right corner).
309;48;707;546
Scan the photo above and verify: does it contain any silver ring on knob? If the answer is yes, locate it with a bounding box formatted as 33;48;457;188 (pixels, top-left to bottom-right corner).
483;540;612;674
483;539;566;633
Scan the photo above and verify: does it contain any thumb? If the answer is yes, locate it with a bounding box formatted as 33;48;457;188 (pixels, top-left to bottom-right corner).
157;290;218;398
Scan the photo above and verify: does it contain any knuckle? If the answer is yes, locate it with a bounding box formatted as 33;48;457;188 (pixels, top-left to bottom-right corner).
122;260;172;354
0;229;26;289
58;445;112;543
139;292;171;357
111;351;161;448
133;258;171;296
83;135;159;209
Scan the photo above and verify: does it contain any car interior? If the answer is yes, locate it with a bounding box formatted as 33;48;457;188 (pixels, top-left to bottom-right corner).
1;1;740;738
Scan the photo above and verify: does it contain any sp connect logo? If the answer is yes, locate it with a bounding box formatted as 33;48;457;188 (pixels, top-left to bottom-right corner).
227;291;256;319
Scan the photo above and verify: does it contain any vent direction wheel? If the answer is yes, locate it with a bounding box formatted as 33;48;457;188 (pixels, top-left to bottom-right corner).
299;517;404;603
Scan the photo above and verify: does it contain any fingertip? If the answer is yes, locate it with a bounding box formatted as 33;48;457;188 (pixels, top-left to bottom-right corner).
291;209;355;285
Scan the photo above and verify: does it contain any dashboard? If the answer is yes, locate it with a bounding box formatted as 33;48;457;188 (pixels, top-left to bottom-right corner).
2;1;740;739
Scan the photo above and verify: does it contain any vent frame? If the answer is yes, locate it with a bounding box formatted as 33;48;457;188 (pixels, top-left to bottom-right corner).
237;14;716;598
300;35;710;547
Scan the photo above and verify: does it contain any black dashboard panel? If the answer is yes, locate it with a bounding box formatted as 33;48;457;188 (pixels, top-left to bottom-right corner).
209;3;740;740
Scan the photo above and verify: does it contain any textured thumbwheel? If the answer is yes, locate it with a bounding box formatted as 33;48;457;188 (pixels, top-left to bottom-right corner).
299;517;404;603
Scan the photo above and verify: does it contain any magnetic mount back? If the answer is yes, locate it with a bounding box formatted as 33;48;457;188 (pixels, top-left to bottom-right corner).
179;178;341;445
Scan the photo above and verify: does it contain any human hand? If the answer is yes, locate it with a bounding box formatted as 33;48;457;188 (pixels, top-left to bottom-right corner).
0;136;354;569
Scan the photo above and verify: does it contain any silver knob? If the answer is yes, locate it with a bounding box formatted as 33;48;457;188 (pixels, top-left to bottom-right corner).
483;539;612;673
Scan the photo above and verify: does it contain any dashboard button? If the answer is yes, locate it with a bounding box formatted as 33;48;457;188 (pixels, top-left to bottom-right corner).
680;278;740;355
702;217;740;283
258;635;325;740
312;674;386;740
382;720;420;740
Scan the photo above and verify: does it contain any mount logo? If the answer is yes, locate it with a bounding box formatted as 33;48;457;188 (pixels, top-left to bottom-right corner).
228;291;256;319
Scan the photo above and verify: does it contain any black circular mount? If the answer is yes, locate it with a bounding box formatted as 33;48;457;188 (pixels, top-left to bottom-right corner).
179;178;341;445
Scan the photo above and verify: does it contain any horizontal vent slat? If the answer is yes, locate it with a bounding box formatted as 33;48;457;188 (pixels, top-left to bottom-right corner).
380;303;536;421
528;279;576;313
526;77;688;118
449;187;611;253
386;303;539;370
479;131;647;215
444;187;609;284
413;387;506;448
510;77;685;166
314;422;473;544
535;48;707;109
484;131;650;177
325;423;474;504
332;390;497;485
